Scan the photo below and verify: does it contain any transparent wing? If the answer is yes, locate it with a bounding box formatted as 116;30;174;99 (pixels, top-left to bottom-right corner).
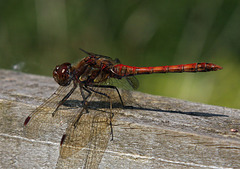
126;76;139;90
23;82;81;142
24;76;130;168
84;111;111;169
56;86;120;169
97;77;138;107
56;108;111;168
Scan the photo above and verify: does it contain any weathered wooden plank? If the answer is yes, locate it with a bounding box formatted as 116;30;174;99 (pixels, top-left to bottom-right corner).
0;69;239;168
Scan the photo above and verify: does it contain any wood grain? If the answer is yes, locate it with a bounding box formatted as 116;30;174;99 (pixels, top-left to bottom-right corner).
0;69;239;168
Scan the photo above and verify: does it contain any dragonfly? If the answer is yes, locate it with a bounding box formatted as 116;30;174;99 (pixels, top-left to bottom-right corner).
23;48;223;168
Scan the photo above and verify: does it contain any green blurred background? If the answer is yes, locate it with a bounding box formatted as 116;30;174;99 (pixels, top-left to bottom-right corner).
0;0;239;109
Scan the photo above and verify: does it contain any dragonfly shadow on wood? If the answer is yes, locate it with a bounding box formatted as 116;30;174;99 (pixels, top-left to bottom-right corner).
124;105;228;117
63;99;228;118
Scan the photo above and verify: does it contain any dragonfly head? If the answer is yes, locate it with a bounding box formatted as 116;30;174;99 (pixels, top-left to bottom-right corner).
53;63;73;86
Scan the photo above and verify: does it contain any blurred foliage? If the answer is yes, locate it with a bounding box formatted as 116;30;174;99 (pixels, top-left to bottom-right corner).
0;0;239;109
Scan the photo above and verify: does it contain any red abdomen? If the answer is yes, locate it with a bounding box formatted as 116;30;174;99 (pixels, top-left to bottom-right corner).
112;63;223;77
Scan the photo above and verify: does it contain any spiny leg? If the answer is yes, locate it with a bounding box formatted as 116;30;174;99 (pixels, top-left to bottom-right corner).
52;83;77;117
72;107;85;128
91;84;124;107
72;85;92;128
82;86;93;101
80;85;92;113
87;87;114;140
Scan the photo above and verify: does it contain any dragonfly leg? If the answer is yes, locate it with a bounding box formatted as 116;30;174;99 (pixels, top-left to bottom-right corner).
82;86;92;100
52;83;77;117
81;86;93;113
72;85;92;128
91;84;124;107
109;106;114;141
72;108;85;128
87;87;114;140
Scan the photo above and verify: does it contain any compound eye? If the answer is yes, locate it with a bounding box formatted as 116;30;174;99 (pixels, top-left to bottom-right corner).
53;63;72;86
